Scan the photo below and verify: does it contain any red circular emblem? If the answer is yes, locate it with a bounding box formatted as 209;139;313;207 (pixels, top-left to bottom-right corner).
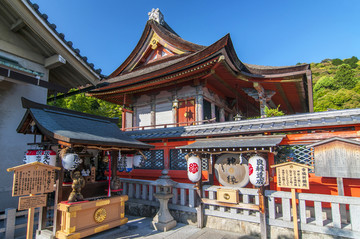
189;163;199;174
249;163;253;176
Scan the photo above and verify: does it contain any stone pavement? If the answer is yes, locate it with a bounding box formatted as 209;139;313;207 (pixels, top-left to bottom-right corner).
87;216;259;239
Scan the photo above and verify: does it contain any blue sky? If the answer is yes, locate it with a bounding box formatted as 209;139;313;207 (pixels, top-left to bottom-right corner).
33;0;360;76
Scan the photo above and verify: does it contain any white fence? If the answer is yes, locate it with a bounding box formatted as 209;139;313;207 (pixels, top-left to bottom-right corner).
3;179;360;238
0;208;39;239
121;178;360;238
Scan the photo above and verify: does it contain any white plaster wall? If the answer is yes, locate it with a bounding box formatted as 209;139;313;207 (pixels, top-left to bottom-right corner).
155;102;173;127
136;105;151;127
0;51;48;210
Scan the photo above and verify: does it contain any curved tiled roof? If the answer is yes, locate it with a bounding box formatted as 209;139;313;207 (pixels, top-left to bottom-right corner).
27;0;104;78
125;108;360;140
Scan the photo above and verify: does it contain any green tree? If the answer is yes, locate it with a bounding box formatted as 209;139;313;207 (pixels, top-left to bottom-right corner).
332;58;343;66
334;64;358;89
264;105;285;117
48;90;122;126
344;56;359;69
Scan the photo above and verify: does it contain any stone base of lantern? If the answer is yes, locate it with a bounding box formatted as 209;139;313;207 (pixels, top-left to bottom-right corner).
151;193;177;232
151;219;177;232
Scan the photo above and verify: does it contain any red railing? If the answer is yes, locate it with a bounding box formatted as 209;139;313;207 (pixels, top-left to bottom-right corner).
122;118;216;131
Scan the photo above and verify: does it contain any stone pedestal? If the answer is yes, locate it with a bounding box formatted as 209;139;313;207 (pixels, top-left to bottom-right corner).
151;192;176;231
151;169;177;232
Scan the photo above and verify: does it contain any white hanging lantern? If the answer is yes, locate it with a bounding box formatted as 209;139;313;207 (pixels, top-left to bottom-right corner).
62;153;82;170
187;155;201;183
41;150;57;166
25;150;56;166
248;155;266;187
125;154;134;172
133;154;142;167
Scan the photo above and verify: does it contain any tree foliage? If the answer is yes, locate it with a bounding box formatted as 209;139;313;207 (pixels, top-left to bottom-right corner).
264;105;285;117
48;89;122;126
312;57;360;112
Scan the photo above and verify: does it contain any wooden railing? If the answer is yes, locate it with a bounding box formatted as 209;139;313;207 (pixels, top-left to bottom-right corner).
123;118;216;131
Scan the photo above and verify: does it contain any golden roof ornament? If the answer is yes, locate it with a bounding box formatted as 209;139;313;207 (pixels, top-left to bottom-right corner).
148;8;165;25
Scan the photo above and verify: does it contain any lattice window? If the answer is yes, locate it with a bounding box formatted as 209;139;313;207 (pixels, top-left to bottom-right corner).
170;149;209;171
275;145;314;170
170;149;187;170
201;157;208;171
135;150;164;170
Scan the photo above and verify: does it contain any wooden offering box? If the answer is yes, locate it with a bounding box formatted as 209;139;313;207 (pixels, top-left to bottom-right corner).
56;195;128;239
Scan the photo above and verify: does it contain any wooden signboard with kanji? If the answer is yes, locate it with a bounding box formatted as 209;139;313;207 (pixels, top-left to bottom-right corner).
273;162;311;190
19;194;47;211
7;162;60;239
271;162;313;239
7;162;60;197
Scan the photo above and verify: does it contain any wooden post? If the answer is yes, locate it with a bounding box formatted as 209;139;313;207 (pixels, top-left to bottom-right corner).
26;194;35;239
337;177;347;223
196;181;204;228
291;188;299;239
207;154;214;185
258;186;267;239
53;168;64;236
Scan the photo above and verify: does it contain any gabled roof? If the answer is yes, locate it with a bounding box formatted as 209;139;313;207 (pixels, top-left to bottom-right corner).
91;9;312;114
307;137;360;147
108;19;206;78
17;98;153;149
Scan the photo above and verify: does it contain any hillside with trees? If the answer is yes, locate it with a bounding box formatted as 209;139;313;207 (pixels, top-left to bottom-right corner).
310;56;360;112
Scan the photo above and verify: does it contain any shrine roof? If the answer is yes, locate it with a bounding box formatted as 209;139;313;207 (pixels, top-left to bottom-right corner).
178;135;285;150
17;98;153;149
125;108;360;140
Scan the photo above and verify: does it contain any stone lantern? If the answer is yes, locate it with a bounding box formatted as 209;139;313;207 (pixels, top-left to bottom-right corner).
151;169;177;231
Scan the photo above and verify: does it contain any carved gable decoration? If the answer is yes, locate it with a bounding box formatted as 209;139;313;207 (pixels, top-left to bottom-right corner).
308;137;360;178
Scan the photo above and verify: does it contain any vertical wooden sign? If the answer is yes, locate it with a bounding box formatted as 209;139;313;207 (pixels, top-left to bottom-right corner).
7;162;60;239
271;162;313;239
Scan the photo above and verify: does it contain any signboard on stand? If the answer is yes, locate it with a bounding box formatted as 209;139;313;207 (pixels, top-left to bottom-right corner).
271;162;313;239
7;162;60;239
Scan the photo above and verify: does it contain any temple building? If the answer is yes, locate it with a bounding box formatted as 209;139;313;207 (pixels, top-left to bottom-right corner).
90;8;313;130
89;9;360;199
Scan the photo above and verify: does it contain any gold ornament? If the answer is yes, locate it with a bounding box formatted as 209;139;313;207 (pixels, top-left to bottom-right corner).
94;208;107;223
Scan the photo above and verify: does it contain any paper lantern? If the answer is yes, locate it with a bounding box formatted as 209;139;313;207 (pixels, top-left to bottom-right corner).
187;155;201;182
125;154;134;172
62;153;82;171
248;155;266;187
133;155;142;167
25;150;56;166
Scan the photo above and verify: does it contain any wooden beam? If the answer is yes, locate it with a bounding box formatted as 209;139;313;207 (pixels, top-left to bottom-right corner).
275;83;294;114
45;54;66;69
306;70;314;112
10;19;26;32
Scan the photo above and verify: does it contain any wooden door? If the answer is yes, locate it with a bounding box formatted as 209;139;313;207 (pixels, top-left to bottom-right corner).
177;99;195;126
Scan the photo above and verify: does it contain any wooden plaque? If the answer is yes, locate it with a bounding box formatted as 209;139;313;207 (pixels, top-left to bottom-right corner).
217;188;239;204
271;162;312;190
7;162;60;197
18;194;47;211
